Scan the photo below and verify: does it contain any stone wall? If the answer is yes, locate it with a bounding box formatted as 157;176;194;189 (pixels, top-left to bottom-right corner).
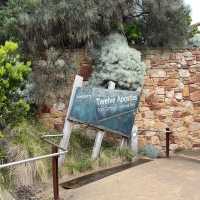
38;48;200;153
38;49;92;131
136;49;200;153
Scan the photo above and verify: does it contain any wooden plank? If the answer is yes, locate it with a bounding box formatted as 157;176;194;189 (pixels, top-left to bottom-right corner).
58;75;83;165
52;146;59;200
130;125;138;155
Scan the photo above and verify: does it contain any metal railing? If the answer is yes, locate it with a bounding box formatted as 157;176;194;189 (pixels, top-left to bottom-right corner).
0;128;172;200
0;134;67;200
0;150;67;169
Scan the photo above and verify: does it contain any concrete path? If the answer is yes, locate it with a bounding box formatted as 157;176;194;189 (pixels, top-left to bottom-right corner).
60;158;200;200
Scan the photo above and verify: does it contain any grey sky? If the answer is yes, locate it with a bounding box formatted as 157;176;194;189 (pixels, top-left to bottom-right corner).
185;0;200;23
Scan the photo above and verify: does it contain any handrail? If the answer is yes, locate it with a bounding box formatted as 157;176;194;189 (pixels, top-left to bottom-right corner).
41;137;67;151
0;150;68;169
41;134;64;138
138;129;165;133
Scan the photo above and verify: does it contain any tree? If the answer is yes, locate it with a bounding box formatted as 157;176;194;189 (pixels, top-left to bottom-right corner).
89;33;146;90
137;0;192;47
0;41;31;128
0;0;193;50
0;0;138;52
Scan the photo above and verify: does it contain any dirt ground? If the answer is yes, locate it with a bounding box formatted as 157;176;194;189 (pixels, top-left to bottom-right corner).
58;157;200;200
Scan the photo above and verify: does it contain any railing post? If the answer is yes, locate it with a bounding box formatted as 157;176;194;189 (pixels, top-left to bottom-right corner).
52;145;59;200
166;128;172;158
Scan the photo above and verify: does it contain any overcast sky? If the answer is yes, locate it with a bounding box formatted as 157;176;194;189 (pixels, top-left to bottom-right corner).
185;0;200;24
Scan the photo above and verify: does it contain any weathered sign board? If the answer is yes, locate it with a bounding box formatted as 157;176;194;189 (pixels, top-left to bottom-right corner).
69;87;140;137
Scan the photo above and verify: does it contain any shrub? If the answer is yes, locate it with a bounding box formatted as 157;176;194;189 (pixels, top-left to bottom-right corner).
188;34;200;47
143;144;160;159
89;33;146;90
139;0;192;47
0;41;31;128
0;0;40;44
0;119;50;190
29;47;76;106
0;0;139;52
124;21;143;44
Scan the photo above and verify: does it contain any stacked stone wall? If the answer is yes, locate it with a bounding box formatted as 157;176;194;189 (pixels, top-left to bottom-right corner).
136;49;200;152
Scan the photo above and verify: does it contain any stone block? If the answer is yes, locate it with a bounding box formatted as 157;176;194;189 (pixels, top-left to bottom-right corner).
170;98;182;107
151;136;160;145
144;77;154;86
179;69;190;78
158;79;179;88
183;51;193;58
189;73;200;84
144;111;155;119
192;50;200;55
167;71;179;79
166;90;175;98
156;88;165;95
187;60;196;66
194;116;200;122
173;111;183;118
182;85;190;97
175;93;183;101
190;91;200;102
150;69;167;78
189;122;200;132
196;55;200;61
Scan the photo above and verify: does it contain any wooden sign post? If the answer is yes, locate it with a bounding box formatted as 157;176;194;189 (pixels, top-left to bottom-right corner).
59;75;83;166
60;75;140;164
130;125;138;155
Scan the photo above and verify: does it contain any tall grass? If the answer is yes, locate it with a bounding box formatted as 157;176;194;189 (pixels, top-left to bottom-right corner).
0;119;51;190
63;129;135;175
0;121;135;192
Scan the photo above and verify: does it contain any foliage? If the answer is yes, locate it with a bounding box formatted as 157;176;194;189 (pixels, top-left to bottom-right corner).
29;47;76;106
0;0;194;50
63;129;135;175
117;147;135;162
138;0;192;47
0;119;50;190
142;144;160;159
0;41;31;128
89;33;146;90
190;26;200;38
0;0;40;44
124;21;143;44
188;34;200;47
0;0;138;52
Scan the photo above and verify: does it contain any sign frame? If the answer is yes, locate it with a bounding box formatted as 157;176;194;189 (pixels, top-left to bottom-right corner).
68;87;140;138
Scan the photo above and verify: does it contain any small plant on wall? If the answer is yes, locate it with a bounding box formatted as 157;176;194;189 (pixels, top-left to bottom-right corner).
89;33;146;91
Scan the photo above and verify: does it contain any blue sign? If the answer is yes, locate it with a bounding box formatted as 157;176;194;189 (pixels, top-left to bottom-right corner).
69;87;140;137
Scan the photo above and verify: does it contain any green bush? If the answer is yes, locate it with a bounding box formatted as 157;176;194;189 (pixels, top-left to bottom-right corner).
142;144;160;159
124;22;142;44
188;34;200;47
0;0;40;44
0;119;50;190
0;41;31;128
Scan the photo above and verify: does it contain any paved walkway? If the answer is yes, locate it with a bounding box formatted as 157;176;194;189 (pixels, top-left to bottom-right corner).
60;158;200;200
